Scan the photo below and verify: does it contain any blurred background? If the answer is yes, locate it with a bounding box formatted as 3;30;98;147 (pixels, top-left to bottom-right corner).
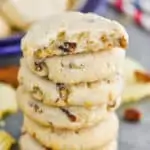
0;0;150;150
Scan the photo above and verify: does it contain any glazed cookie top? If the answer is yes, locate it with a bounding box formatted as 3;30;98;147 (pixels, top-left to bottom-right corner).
22;12;128;58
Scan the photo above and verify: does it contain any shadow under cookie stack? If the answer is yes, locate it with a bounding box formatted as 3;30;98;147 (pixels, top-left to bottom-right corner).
17;12;128;150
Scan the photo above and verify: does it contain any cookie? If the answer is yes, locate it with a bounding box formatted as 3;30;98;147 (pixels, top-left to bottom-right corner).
18;59;123;107
19;133;45;150
22;12;128;58
17;86;111;129
25;48;125;84
24;113;118;150
20;133;117;150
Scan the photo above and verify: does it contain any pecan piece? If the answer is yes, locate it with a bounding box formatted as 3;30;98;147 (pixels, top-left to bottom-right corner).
134;71;150;83
124;108;142;122
56;83;66;90
34;60;46;72
32;86;43;100
60;108;77;122
56;83;68;102
58;41;77;53
119;36;127;49
34;60;48;76
34;61;43;72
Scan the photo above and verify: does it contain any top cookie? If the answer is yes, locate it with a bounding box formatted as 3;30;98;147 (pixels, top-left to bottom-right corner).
22;12;128;59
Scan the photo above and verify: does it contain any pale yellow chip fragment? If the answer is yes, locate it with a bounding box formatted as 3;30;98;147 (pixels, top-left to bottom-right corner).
0;130;15;150
0;83;17;119
123;83;150;103
123;57;150;103
124;57;145;84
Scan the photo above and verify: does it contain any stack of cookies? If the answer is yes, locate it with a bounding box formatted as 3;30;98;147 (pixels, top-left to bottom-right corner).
17;12;128;150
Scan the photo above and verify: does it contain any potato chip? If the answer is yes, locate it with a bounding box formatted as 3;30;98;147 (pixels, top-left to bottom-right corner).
124;57;145;84
0;130;15;150
123;83;150;102
123;57;150;103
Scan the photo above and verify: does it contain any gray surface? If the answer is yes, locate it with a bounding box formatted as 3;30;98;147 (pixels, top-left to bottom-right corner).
118;100;150;150
0;8;150;150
